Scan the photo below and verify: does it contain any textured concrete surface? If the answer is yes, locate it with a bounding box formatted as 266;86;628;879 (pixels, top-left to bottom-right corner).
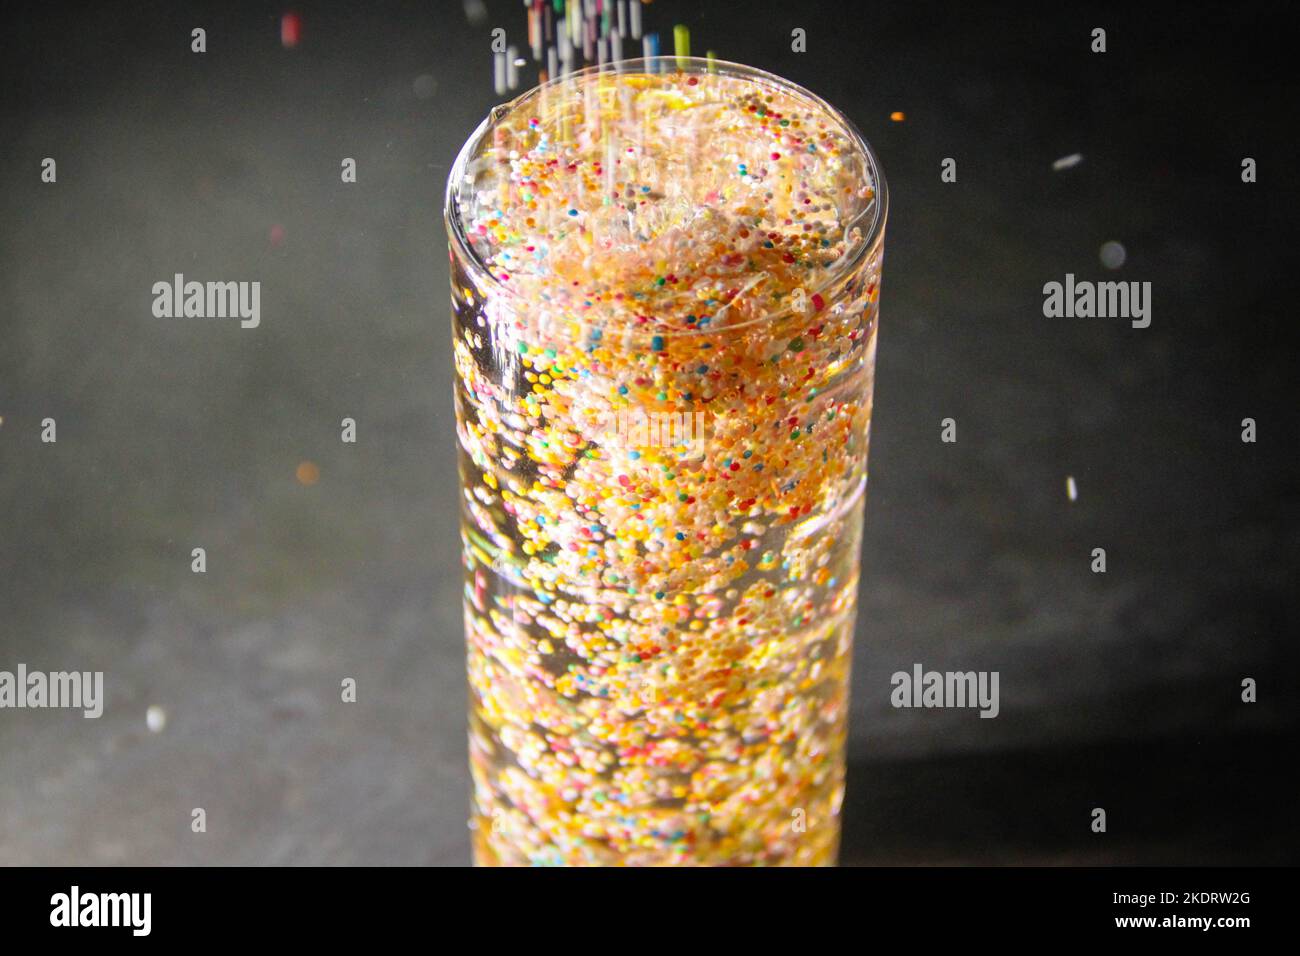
1;0;1297;865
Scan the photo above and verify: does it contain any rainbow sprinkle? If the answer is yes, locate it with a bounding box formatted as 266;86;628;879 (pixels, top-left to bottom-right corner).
448;64;883;866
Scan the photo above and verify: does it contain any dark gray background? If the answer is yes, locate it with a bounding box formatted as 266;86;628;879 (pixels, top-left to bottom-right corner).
2;0;1297;865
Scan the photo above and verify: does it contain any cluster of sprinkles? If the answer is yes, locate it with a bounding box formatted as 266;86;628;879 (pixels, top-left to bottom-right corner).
463;66;874;335
493;0;703;96
450;62;883;865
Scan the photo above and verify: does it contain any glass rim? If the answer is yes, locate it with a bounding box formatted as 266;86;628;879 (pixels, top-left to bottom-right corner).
443;56;888;333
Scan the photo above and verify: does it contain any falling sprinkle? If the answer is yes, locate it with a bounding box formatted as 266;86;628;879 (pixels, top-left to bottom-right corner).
506;45;520;90
492;0;670;89
269;224;286;246
1066;476;1078;501
1052;153;1084;171
296;460;321;486
413;74;437;100
1099;240;1127;269
146;705;167;733
889;111;905;122
280;12;301;49
673;24;690;68
494;51;507;96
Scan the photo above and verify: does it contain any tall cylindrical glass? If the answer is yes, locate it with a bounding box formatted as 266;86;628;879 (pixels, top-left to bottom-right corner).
445;58;886;866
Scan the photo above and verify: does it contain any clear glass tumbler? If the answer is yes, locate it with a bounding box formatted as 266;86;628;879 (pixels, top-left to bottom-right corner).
445;58;886;866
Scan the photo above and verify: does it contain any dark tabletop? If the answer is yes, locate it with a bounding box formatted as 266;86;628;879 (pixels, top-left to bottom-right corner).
1;0;1297;865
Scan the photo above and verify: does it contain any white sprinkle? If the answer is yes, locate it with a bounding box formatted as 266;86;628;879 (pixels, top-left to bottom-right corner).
146;705;167;733
630;0;642;40
493;51;507;96
1066;476;1078;501
1052;153;1084;171
1100;240;1127;269
506;45;520;91
462;0;488;26
412;74;437;100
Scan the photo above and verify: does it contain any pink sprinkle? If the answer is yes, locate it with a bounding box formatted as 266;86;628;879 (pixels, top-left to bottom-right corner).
280;12;301;48
269;224;286;245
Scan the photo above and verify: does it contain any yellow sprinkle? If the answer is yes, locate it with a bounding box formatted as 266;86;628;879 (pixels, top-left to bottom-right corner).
673;25;690;68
